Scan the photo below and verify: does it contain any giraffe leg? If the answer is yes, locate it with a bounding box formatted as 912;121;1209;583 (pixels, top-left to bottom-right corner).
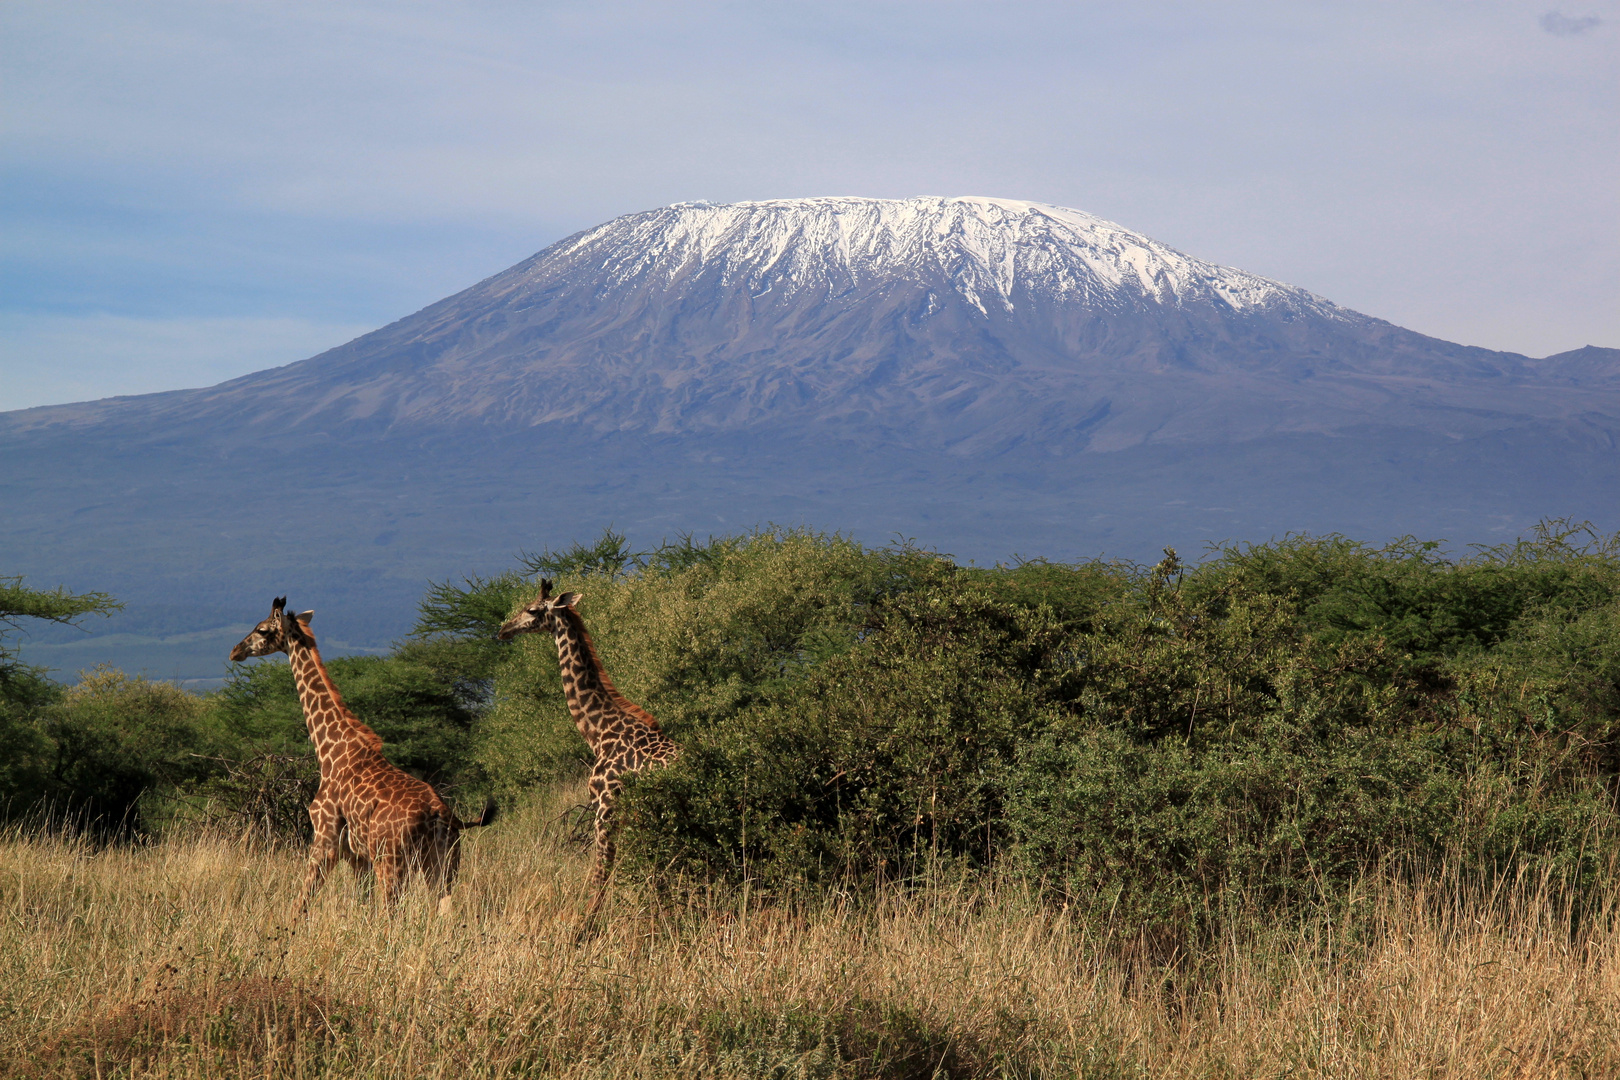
375;850;407;908
298;798;343;917
576;797;617;942
436;827;462;917
338;821;370;878
299;843;341;915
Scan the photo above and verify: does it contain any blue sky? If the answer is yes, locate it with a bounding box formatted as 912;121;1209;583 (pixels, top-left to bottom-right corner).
3;0;1615;411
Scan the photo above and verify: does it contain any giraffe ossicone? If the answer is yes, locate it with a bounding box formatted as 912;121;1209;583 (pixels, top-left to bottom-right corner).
498;578;679;933
230;596;495;915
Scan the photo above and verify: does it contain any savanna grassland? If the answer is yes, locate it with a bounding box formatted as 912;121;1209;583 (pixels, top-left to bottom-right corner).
5;790;1619;1079
4;524;1620;1077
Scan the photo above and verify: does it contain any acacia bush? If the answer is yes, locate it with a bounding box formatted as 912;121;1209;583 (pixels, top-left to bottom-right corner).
0;575;121;827
619;582;1070;891
475;528;944;792
35;667;216;837
211;652;481;788
599;525;1620;935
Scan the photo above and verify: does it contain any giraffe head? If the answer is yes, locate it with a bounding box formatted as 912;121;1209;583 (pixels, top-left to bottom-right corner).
229;596;316;660
497;579;582;640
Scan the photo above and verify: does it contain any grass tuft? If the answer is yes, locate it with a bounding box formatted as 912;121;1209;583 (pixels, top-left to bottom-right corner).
29;975;352;1078
2;786;1617;1078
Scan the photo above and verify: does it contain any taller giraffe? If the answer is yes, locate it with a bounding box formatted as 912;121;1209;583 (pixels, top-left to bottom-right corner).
230;598;494;914
498;579;679;929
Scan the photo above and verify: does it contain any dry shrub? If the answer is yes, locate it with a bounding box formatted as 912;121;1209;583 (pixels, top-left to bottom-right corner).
189;751;319;847
24;975;352;1078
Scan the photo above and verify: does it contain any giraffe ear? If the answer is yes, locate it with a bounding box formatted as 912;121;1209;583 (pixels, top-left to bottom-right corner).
297;610;314;624
558;592;582;609
281;609;314;644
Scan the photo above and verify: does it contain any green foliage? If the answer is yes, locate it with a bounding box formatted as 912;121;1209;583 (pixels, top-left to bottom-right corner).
1194;520;1620;672
0;575;121;637
0;573;120;709
35;667;213;837
609;524;1620;940
413;571;531;695
0;701;54;820
0;576;121;703
416;572;533;641
518;526;642;580
477;527;948;792
213;653;480;787
0;576;123;826
619;580;1069;889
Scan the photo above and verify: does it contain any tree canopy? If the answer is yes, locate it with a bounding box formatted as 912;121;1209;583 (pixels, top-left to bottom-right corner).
0;574;120;705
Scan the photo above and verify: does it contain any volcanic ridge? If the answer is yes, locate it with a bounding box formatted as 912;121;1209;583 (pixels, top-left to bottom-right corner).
4;196;1616;678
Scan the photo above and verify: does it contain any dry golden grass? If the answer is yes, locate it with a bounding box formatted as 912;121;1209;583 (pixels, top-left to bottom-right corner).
2;783;1617;1079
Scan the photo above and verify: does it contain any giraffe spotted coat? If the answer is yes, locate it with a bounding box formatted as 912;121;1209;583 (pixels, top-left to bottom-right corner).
497;580;679;928
230;597;493;914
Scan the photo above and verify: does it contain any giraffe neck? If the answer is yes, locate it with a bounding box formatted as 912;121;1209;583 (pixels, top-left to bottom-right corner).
551;608;659;754
285;636;384;771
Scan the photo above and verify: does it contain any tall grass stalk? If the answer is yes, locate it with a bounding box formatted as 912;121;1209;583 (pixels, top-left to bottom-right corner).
3;785;1616;1078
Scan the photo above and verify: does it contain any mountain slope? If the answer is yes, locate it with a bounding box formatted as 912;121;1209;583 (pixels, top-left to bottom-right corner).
8;197;1605;452
3;196;1616;679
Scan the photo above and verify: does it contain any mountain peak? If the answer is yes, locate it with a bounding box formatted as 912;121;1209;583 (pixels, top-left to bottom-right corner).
4;195;1577;451
541;195;1341;318
4;196;1617;688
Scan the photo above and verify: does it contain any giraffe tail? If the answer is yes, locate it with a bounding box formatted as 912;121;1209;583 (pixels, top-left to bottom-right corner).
458;800;498;830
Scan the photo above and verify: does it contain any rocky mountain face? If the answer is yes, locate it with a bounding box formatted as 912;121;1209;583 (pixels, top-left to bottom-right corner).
4;197;1617;679
12;196;1610;450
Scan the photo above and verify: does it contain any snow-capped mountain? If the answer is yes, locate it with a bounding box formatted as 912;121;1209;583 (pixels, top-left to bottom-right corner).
3;196;1615;678
542;196;1344;317
9;195;1597;458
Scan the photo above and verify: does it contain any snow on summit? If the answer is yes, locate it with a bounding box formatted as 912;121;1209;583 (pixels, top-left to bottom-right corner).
547;195;1342;317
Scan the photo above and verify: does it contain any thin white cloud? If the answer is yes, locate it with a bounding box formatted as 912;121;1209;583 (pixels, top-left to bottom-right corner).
0;0;1616;367
0;313;374;411
1540;12;1603;36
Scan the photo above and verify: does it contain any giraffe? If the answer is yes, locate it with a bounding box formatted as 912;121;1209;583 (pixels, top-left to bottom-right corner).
230;597;494;915
497;579;679;931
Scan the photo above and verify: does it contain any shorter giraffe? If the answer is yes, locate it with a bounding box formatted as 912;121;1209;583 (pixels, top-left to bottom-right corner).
231;598;494;915
498;580;679;931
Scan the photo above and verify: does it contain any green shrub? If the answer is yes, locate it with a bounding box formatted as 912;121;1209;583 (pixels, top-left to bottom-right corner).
611;530;1620;939
1194;522;1620;673
619;580;1070;889
476;528;945;794
0;574;120;826
211;653;480;787
0;695;55;822
38;667;213;837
